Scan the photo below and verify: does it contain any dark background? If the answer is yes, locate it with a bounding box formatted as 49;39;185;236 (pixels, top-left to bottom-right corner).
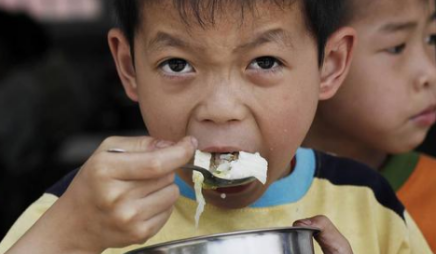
0;0;146;240
0;0;435;241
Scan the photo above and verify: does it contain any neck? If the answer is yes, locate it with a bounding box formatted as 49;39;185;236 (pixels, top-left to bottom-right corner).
303;118;388;170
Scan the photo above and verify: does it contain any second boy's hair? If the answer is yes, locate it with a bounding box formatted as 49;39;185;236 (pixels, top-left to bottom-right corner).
112;0;351;66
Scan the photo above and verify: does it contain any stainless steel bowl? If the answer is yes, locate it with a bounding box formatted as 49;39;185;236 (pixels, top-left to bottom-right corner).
125;227;319;254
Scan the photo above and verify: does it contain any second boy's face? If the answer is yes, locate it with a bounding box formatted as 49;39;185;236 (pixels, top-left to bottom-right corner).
127;1;322;207
318;0;436;154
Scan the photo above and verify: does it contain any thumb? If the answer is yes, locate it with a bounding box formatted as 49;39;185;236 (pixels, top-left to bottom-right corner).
97;136;176;153
294;215;353;254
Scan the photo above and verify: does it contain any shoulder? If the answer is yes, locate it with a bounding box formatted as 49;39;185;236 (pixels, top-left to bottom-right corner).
313;151;405;220
410;152;436;180
418;152;436;167
403;152;436;186
315;151;394;188
46;168;80;197
398;152;436;199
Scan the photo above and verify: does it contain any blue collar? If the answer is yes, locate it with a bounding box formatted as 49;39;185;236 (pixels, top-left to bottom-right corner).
175;148;316;208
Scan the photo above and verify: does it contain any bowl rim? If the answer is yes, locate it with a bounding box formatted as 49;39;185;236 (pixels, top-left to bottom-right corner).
125;226;320;254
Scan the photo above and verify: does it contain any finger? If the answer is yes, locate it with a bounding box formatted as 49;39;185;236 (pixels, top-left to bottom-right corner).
135;183;180;221
131;207;174;245
293;215;353;254
128;173;176;199
96;136;176;153
108;136;197;180
89;173;175;214
108;184;178;233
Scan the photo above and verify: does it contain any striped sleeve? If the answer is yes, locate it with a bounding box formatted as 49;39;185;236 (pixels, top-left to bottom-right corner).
314;151;405;220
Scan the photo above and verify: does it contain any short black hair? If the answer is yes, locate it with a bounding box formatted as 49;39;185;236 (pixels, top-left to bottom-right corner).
113;0;350;66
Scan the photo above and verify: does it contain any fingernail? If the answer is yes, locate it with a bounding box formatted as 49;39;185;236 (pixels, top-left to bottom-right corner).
296;219;312;226
190;137;198;148
156;140;175;149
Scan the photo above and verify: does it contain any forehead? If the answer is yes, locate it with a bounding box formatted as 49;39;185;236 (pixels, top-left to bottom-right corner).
137;0;309;48
354;0;434;23
140;0;299;24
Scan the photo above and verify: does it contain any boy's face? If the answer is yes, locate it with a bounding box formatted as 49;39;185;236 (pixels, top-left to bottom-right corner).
318;0;436;154
110;1;352;208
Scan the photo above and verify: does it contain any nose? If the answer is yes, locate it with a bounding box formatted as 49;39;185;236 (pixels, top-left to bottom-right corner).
413;48;436;91
195;79;247;124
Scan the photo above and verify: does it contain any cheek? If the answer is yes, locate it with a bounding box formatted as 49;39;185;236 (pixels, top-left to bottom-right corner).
136;81;193;141
139;100;186;140
261;94;318;180
262;85;319;153
347;66;408;124
325;66;410;137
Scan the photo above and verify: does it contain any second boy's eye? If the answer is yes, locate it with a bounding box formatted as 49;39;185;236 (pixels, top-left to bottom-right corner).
386;44;406;55
426;34;436;46
248;57;282;70
160;58;194;74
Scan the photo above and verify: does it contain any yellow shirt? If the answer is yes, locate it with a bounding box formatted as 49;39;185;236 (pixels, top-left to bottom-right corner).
0;149;432;254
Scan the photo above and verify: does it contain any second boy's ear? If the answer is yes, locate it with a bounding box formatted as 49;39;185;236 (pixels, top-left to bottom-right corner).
319;27;356;100
108;29;139;102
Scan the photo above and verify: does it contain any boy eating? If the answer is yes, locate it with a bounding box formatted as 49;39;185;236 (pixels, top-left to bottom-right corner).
304;0;436;251
0;0;432;253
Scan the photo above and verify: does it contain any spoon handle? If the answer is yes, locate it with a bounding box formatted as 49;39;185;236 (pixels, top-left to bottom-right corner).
180;164;256;188
181;164;211;174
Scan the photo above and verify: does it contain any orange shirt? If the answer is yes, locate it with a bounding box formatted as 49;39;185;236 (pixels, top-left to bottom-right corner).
382;153;436;252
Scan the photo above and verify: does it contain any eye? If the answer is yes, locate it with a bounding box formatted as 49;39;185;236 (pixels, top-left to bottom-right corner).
385;44;406;55
426;34;436;46
160;58;194;75
248;56;283;71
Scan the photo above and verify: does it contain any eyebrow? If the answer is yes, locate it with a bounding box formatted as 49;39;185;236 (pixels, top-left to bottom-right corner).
148;28;293;53
236;28;293;51
378;21;417;34
148;32;197;52
378;11;436;34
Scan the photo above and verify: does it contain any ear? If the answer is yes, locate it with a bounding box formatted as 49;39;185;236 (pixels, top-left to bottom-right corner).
319;27;356;100
108;28;139;102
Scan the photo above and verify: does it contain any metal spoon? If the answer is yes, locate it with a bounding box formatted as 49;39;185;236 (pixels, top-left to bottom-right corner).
106;148;256;188
181;164;256;188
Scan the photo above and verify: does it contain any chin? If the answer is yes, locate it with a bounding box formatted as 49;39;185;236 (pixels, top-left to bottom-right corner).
205;197;254;209
389;138;425;154
386;129;430;154
202;181;265;209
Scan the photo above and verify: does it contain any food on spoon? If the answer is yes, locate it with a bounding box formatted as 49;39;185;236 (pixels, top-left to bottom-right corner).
191;150;268;227
194;150;268;184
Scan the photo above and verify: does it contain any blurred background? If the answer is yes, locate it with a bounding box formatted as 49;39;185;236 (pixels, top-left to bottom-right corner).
0;0;145;239
0;0;435;241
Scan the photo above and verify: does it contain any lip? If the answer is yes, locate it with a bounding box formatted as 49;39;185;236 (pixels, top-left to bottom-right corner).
411;105;436;126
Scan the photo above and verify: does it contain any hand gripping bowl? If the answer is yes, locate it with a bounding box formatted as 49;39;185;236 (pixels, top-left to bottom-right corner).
125;227;319;254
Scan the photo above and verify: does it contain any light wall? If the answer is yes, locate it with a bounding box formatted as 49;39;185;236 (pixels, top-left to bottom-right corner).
0;0;102;21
